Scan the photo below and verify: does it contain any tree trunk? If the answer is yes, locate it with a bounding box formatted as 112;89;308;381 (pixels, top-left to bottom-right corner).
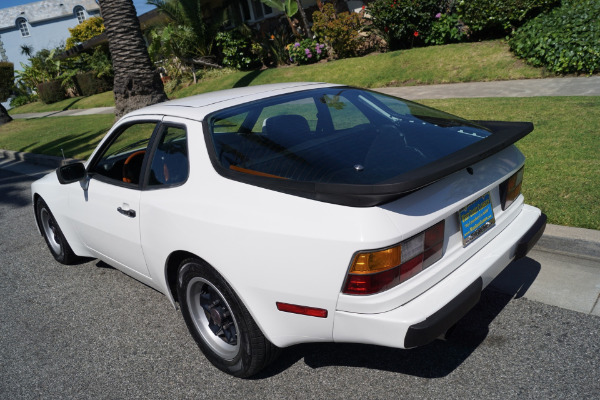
97;0;167;118
296;0;312;38
0;103;12;126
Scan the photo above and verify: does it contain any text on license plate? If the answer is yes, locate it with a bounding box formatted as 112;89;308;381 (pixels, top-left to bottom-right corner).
459;192;495;246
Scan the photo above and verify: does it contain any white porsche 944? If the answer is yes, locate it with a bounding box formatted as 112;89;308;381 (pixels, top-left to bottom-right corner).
32;82;546;377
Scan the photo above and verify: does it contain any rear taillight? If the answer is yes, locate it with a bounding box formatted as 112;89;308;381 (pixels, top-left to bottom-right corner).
500;166;524;210
343;220;445;295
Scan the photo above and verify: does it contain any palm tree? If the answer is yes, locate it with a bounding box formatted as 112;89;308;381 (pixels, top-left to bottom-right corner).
0;61;13;126
0;104;11;126
97;0;167;118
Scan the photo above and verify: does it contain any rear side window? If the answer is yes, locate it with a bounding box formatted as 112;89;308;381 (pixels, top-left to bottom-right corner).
148;125;189;187
207;87;492;185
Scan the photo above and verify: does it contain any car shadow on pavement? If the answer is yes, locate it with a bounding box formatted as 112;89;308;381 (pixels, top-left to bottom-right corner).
254;258;541;379
0;169;38;208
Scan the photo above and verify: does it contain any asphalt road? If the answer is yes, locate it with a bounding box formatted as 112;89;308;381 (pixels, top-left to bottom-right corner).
1;168;599;399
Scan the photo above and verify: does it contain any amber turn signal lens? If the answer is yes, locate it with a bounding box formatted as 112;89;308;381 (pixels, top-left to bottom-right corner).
349;246;401;274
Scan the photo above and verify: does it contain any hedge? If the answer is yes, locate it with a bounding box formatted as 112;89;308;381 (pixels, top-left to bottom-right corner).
456;0;559;37
37;80;65;104
509;0;600;74
75;72;113;96
0;62;14;102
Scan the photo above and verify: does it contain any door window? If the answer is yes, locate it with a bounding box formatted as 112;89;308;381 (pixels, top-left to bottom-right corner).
90;122;157;185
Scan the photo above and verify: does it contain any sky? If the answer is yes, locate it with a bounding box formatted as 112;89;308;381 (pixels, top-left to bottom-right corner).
0;0;156;15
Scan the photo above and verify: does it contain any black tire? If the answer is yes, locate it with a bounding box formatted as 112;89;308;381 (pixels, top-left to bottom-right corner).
36;197;80;265
177;258;280;378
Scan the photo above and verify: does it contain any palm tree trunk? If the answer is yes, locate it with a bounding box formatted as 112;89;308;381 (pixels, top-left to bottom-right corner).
0;103;12;126
97;0;167;118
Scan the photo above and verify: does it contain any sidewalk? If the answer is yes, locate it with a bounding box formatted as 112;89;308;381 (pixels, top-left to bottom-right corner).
375;76;600;99
0;147;598;317
10;106;115;119
7;76;600;120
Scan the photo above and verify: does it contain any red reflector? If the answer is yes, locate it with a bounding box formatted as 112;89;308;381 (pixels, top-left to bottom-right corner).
276;302;328;318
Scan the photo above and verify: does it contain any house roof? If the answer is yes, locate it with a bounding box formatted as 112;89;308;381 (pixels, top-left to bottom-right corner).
0;0;99;30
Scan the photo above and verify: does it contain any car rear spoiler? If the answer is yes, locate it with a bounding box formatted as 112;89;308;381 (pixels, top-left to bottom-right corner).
212;120;534;207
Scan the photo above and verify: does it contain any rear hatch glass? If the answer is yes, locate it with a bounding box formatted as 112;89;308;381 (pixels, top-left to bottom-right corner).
205;87;532;206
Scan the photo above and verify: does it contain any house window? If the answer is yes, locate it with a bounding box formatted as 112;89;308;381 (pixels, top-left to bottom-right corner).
75;6;86;23
240;0;276;22
17;18;30;37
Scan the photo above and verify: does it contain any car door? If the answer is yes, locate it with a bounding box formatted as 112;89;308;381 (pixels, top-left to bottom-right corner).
70;120;159;279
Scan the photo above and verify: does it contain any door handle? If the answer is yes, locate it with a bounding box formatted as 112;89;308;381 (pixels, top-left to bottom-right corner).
117;207;136;218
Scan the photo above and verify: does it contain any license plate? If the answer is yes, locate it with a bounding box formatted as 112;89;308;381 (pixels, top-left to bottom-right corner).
459;192;495;246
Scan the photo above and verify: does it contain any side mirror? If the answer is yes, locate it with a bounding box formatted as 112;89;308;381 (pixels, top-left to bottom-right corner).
57;162;86;184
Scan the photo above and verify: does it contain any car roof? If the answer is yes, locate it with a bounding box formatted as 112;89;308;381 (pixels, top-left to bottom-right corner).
124;82;342;122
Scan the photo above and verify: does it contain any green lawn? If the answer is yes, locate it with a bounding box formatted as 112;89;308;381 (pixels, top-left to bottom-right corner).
0;96;597;229
8;39;551;114
8;91;115;114
172;40;551;98
0;114;114;159
420;97;600;230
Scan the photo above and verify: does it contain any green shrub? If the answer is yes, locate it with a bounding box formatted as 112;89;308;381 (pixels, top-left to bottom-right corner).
9;93;37;108
509;0;600;74
0;62;14;102
287;39;328;65
456;0;559;37
426;13;470;45
75;72;112;96
215;30;261;70
312;3;363;59
367;0;442;50
66;16;105;49
37;80;65;104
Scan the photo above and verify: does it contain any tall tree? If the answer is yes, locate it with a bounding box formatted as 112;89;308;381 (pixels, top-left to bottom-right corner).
0;104;11;126
97;0;167;118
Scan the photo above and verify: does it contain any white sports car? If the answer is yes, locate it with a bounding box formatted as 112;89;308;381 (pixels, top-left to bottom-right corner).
32;82;546;377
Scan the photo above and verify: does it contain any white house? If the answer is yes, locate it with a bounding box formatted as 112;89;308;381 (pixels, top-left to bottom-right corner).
0;0;100;69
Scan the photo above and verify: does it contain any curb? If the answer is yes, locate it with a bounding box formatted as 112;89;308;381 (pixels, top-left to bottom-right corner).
0;149;80;169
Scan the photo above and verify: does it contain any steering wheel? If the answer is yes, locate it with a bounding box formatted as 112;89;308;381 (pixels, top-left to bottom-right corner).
122;150;146;183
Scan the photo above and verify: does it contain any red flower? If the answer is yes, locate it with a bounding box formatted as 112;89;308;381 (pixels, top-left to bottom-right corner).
362;5;365;10
384;26;389;32
413;31;419;37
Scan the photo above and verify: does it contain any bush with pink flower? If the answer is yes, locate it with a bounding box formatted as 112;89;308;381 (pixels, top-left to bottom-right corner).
286;39;328;65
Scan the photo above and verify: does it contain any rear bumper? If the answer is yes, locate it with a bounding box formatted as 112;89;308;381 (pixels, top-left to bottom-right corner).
332;205;546;349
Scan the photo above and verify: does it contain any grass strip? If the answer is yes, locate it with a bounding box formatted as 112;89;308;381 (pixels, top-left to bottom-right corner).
8;91;115;115
0;114;114;160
